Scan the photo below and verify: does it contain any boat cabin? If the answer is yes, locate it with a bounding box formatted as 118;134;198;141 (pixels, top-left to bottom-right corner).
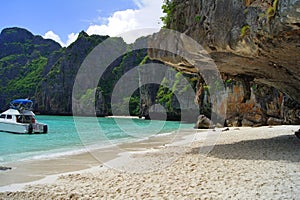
0;113;36;124
0;99;47;134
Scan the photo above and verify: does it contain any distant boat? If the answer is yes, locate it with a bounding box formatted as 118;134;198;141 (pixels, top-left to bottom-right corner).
0;99;48;134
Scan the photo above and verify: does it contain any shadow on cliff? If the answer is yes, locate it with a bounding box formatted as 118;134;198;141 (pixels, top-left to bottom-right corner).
189;135;300;163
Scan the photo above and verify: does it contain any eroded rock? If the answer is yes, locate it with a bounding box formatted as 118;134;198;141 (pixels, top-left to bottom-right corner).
267;117;284;126
149;0;300;126
194;115;214;129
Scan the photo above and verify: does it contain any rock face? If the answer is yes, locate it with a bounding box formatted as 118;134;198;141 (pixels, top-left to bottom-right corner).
224;81;299;126
196;79;300;126
149;0;300;126
35;32;111;115
0;27;61;108
0;27;60;59
0;28;149;116
1;19;298;125
35;33;150;116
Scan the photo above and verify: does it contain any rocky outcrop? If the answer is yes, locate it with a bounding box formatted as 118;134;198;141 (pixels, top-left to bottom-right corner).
225;81;299;126
0;27;61;108
0;27;61;58
0;28;149;116
35;32;111;115
1;20;298;125
194;115;214;129
35;33;151;116
149;0;300;125
195;78;300;126
0;27;163;116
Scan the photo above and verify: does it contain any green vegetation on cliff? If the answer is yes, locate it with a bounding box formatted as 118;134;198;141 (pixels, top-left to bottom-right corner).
0;27;61;106
6;56;48;96
161;0;175;27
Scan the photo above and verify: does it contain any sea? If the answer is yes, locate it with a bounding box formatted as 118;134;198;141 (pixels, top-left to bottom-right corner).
0;115;193;165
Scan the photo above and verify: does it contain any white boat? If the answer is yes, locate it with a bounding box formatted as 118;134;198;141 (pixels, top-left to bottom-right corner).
0;99;48;134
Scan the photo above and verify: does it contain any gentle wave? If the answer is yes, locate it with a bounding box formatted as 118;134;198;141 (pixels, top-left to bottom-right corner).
0;116;194;164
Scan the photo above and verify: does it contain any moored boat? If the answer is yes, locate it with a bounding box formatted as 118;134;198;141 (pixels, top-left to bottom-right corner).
0;99;48;134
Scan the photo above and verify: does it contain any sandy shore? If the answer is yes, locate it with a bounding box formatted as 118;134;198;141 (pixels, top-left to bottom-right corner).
0;125;299;199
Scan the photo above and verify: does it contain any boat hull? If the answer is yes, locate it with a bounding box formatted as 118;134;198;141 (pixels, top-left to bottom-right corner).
0;122;47;134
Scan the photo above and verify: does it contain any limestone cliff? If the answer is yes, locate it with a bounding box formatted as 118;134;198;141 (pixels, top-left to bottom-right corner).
0;28;150;116
149;0;300;125
35;32;149;116
35;32;111;115
0;27;61;108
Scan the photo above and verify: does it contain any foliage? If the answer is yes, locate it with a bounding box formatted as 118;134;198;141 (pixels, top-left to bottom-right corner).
111;95;140;116
267;7;275;18
195;15;201;23
161;0;176;27
6;56;48;96
156;71;197;111
97;48;147;116
157;86;174;111
127;95;141;116
156;77;173;111
252;84;258;91
203;79;224;93
267;0;279;20
240;25;250;37
139;55;149;66
273;0;279;11
203;85;210;91
80;88;96;108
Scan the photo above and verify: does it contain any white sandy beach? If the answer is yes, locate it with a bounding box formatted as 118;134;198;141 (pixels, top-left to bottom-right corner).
0;125;299;199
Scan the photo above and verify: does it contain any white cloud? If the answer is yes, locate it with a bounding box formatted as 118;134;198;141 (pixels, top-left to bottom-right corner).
43;31;65;47
43;31;78;47
43;0;163;46
86;0;163;43
87;9;138;36
66;33;79;46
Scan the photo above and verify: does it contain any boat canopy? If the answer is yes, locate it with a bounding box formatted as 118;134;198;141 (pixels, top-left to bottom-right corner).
11;99;33;104
10;99;33;110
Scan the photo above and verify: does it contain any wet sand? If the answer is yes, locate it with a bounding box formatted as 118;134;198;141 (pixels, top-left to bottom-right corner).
0;128;197;188
0;125;299;199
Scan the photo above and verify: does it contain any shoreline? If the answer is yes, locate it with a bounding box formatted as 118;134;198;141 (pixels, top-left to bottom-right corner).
0;125;299;199
0;127;203;191
105;115;142;119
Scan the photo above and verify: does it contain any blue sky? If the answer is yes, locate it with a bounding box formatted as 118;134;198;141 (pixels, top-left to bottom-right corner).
0;0;163;46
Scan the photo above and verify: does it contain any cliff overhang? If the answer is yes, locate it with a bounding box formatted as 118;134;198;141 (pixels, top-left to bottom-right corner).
149;0;300;103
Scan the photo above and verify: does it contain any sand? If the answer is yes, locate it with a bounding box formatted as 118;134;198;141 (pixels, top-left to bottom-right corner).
0;125;299;199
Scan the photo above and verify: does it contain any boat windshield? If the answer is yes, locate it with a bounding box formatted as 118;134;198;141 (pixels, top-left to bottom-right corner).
16;115;35;124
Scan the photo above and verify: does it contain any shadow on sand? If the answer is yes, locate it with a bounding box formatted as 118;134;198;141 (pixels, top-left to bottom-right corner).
189;134;300;162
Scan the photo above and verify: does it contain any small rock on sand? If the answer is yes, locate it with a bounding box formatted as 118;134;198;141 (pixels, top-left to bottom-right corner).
0;166;12;171
295;129;300;139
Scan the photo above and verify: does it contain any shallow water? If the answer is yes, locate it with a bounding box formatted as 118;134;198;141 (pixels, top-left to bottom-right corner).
0;115;193;164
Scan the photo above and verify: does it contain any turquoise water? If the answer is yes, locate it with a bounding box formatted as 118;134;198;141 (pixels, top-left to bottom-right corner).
0;116;193;164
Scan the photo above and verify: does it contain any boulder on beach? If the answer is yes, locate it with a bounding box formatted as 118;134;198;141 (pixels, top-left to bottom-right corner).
295;129;300;139
194;115;214;129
